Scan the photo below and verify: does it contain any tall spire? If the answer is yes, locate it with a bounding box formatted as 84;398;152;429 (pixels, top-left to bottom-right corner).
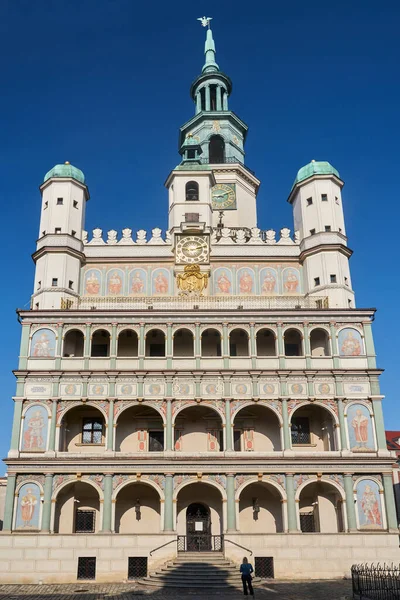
198;16;219;73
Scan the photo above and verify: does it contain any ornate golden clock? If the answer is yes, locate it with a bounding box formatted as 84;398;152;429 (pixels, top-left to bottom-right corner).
175;235;209;264
211;183;237;210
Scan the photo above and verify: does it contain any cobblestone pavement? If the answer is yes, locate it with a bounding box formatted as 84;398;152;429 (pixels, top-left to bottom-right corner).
0;580;352;600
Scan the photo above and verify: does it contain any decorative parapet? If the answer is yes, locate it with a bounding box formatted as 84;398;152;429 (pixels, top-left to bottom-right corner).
85;228;171;245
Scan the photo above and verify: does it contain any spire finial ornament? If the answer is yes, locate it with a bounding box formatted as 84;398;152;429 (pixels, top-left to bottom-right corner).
198;16;219;73
197;16;212;29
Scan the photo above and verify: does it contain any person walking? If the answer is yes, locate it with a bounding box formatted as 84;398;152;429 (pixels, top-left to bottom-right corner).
240;556;254;596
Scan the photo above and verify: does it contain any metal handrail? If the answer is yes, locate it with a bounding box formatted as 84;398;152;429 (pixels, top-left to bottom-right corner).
149;537;177;556
224;538;253;556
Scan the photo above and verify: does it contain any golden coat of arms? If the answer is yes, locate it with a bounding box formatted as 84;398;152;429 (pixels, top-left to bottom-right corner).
177;265;208;296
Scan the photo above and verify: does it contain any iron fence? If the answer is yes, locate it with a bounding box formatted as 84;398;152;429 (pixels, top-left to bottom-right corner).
177;534;224;552
352;564;400;600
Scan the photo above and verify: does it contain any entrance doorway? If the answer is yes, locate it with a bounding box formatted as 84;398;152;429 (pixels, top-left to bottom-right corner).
186;503;211;551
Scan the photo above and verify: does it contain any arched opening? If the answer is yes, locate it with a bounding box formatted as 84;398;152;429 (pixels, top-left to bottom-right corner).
209;135;225;163
145;329;165;357
63;330;84;357
59;405;105;453
284;328;303;356
201;328;222;357
116;405;164;453
299;481;345;533
173;328;194;357
174;405;223;452
91;329;110;357
177;482;223;542
229;328;249;357
114;483;161;534
185;181;199;201
291;404;336;451
310;328;330;356
117;329;138;357
186;503;211;550
233;405;281;451
239;482;284;533
54;481;100;533
256;329;276;357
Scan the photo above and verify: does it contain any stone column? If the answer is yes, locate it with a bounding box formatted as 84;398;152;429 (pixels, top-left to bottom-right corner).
281;398;291;450
225;399;233;451
18;323;30;369
164;473;174;531
195;322;201;369
102;474;113;532
330;322;339;368
139;322;145;369
363;321;377;369
222;323;229;368
285;474;298;532
372;397;387;451
41;473;54;532
337;398;347;451
196;91;202;113
2;473;16;531
9;400;23;454
166;399;173;451
216;85;222;111
344;474;357;531
84;323;91;369
107;399;114;451
383;473;398;531
303;322;311;368
55;323;63;369
166;323;173;368
205;85;211;111
277;322;285;368
223;91;228;110
226;474;236;531
110;323;117;368
249;322;256;368
48;399;58;452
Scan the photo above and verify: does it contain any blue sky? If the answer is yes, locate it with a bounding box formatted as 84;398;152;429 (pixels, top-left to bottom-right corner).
0;0;399;466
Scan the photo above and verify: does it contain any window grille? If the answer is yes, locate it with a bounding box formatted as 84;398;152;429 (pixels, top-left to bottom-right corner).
128;557;147;579
75;510;95;533
300;511;316;532
291;417;311;444
255;557;274;578
82;418;103;444
77;557;96;580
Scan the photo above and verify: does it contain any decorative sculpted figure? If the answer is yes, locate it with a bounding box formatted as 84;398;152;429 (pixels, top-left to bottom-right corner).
135;498;141;521
89;228;105;245
249;227;263;244
119;228;134;245
265;229;276;245
136;230;147;245
235;229;247;244
149;227;165;245
107;230;118;245
82;230;88;244
177;264;208;296
252;497;260;521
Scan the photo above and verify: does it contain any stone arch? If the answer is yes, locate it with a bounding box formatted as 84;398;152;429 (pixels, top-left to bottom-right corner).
229;327;250;357
237;479;286;533
91;329;111;357
115;401;166;426
58;403;107;453
22;402;51;419
352;475;383;493
173;328;194;357
172;402;226;425
63;329;85;357
232;402;282;451
145;328;166;357
52;479;102;534
235;477;286;502
175;480;226;537
283;327;304;356
295;478;345;502
256;327;277;356
296;479;346;533
201;327;222;357
117;328;139;357
345;400;373;416
290;402;338;451
290;401;338;424
52;477;104;502
231;400;283;425
57;401;108;425
15;478;44;496
115;404;165;452
113;480;163;534
309;327;331;357
113;478;164;501
173;478;227;502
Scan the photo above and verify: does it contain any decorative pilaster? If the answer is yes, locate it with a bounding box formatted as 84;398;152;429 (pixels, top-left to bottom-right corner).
2;473;16;531
303;322;311;368
277;322;285;368
344;474;357;531
41;473;54;532
166;323;173;368
107;399;114;451
222;323;229;368
337;398;347;451
48;399;58;452
166;399;173;451
139;323;145;369
363;321;377;369
225;399;233;451
285;474;298;532
84;323;91;369
164;474;174;531
249;322;256;368
330;322;339;368
18;323;31;369
281;398;291;450
110;323;117;368
383;473;398;531
55;323;63;369
226;474;236;531
102;474;113;532
9;400;23;453
372;397;387;451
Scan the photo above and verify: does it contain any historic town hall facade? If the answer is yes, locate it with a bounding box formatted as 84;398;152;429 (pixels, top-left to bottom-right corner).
1;20;398;583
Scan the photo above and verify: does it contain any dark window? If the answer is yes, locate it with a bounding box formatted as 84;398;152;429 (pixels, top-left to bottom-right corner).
149;430;164;452
344;277;348;285
233;430;241;451
128;557;147;579
71;230;76;236
44;201;48;210
300;511;316;532
185;213;199;222
339;227;342;233
321;194;328;202
209;135;225;163
52;278;58;287
291;417;311;444
37;281;41;290
186;181;199;201
348;299;352;307
187;149;196;159
255;557;274;578
82;418;103;444
306;197;313;206
35;303;39;310
77;557;96;579
314;277;320;286
73;200;78;208
330;274;337;283
230;343;237;356
324;225;331;232
69;280;74;289
335;196;340;205
55;227;61;234
75;510;95;533
57;198;63;205
310;229;315;235
42;231;46;236
149;343;164;357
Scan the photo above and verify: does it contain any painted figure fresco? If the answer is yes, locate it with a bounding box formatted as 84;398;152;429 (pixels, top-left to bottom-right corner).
356;479;383;529
338;328;363;356
347;403;374;452
214;268;232;294
21;405;48;451
152;269;169;295
15;483;40;529
30;328;56;358
129;269;146;295
282;267;300;293
238;268;254;294
260;268;278;294
85;269;101;295
107;269;124;295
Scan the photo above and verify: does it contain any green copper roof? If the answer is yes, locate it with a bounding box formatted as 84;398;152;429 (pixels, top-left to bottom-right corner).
293;160;340;189
44;162;85;184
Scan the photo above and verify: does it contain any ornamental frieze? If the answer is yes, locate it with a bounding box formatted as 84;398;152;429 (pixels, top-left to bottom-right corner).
293;474;317;491
16;474;45;488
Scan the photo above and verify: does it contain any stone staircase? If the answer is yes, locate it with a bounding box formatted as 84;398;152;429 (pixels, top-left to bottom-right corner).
140;552;261;589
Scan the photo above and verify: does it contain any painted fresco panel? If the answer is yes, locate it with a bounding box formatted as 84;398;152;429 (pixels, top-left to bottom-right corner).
282;267;301;294
347;403;375;452
237;268;255;295
260;267;278;295
15;483;41;530
152;269;170;295
60;383;82;397
213;268;233;295
21;405;48;451
106;269;124;296
338;328;364;356
356;479;384;530
129;268;147;295
84;269;102;295
30;328;56;358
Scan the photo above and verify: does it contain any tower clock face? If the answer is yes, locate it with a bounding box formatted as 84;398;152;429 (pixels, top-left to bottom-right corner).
211;183;237;210
175;236;209;264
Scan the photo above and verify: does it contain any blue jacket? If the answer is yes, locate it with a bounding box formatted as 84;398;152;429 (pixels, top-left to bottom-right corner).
240;563;254;576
